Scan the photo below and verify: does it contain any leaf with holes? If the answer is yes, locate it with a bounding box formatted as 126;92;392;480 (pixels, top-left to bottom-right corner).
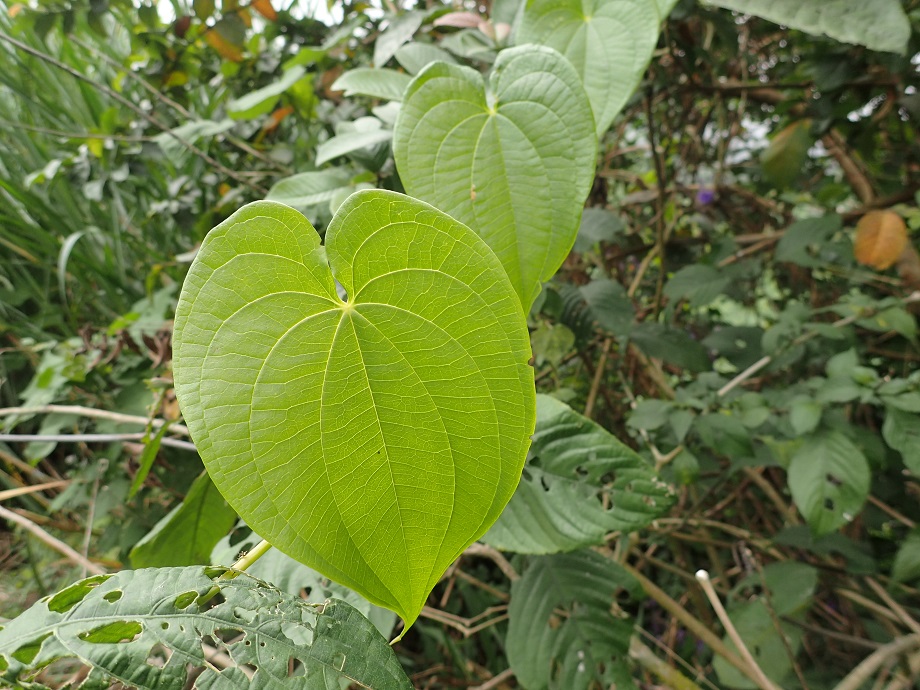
703;0;910;54
172;191;535;628
393;45;596;311
506;550;640;690
484;395;673;554
0;566;411;689
516;0;661;137
212;529;398;638
787;431;870;537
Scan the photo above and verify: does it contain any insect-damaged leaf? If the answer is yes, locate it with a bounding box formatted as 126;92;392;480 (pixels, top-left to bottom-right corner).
0;567;411;689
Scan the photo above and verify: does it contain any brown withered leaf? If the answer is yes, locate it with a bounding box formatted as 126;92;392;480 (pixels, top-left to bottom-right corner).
854;210;908;270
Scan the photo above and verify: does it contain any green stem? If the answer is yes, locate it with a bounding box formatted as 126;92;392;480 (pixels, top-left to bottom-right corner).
197;540;274;608
226;539;273;578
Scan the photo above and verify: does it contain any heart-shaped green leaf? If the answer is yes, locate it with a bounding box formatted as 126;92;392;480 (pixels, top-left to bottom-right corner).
517;0;661;137
393;45;596;311
173;191;536;627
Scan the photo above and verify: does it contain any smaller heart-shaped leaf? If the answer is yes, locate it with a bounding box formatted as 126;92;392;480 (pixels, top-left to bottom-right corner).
517;0;661;137
394;45;597;312
173;191;536;627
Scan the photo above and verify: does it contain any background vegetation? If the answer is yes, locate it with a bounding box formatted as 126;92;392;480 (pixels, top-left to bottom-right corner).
1;0;920;687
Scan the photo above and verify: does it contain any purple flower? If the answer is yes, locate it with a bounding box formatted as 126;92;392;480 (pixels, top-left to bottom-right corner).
696;188;715;205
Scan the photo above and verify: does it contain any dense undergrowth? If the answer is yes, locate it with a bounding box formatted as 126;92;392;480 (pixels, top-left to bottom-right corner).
1;0;920;688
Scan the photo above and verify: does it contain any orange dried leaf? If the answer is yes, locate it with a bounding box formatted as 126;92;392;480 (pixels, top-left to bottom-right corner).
252;0;278;21
205;30;244;62
261;105;295;134
854;210;908;270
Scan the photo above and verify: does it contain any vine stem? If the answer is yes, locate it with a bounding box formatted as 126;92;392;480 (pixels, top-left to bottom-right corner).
227;539;273;576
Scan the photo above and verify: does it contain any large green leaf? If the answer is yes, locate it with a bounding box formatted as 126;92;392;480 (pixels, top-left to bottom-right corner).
0;567;411;689
787;431;870;537
484;395;673;553
516;0;661;137
172;191;535;627
507;551;639;690
130;470;237;568
703;0;910;54
393;45;596;311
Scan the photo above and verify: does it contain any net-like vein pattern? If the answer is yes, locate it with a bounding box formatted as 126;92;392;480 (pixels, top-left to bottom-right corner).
173;192;535;625
517;0;661;136
393;45;597;312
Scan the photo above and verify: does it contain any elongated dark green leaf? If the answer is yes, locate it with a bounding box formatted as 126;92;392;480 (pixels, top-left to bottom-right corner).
315;125;392;167
374;10;424;67
394;45;596;311
484;395;673;554
0;567;411;689
173;191;535;627
227;66;307;120
332;68;413;101
704;0;910;54
517;0;661;136
265;168;354;214
507;551;639;690
154;118;235;165
788;431;870;537
128;422;172;498
129;471;237;568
